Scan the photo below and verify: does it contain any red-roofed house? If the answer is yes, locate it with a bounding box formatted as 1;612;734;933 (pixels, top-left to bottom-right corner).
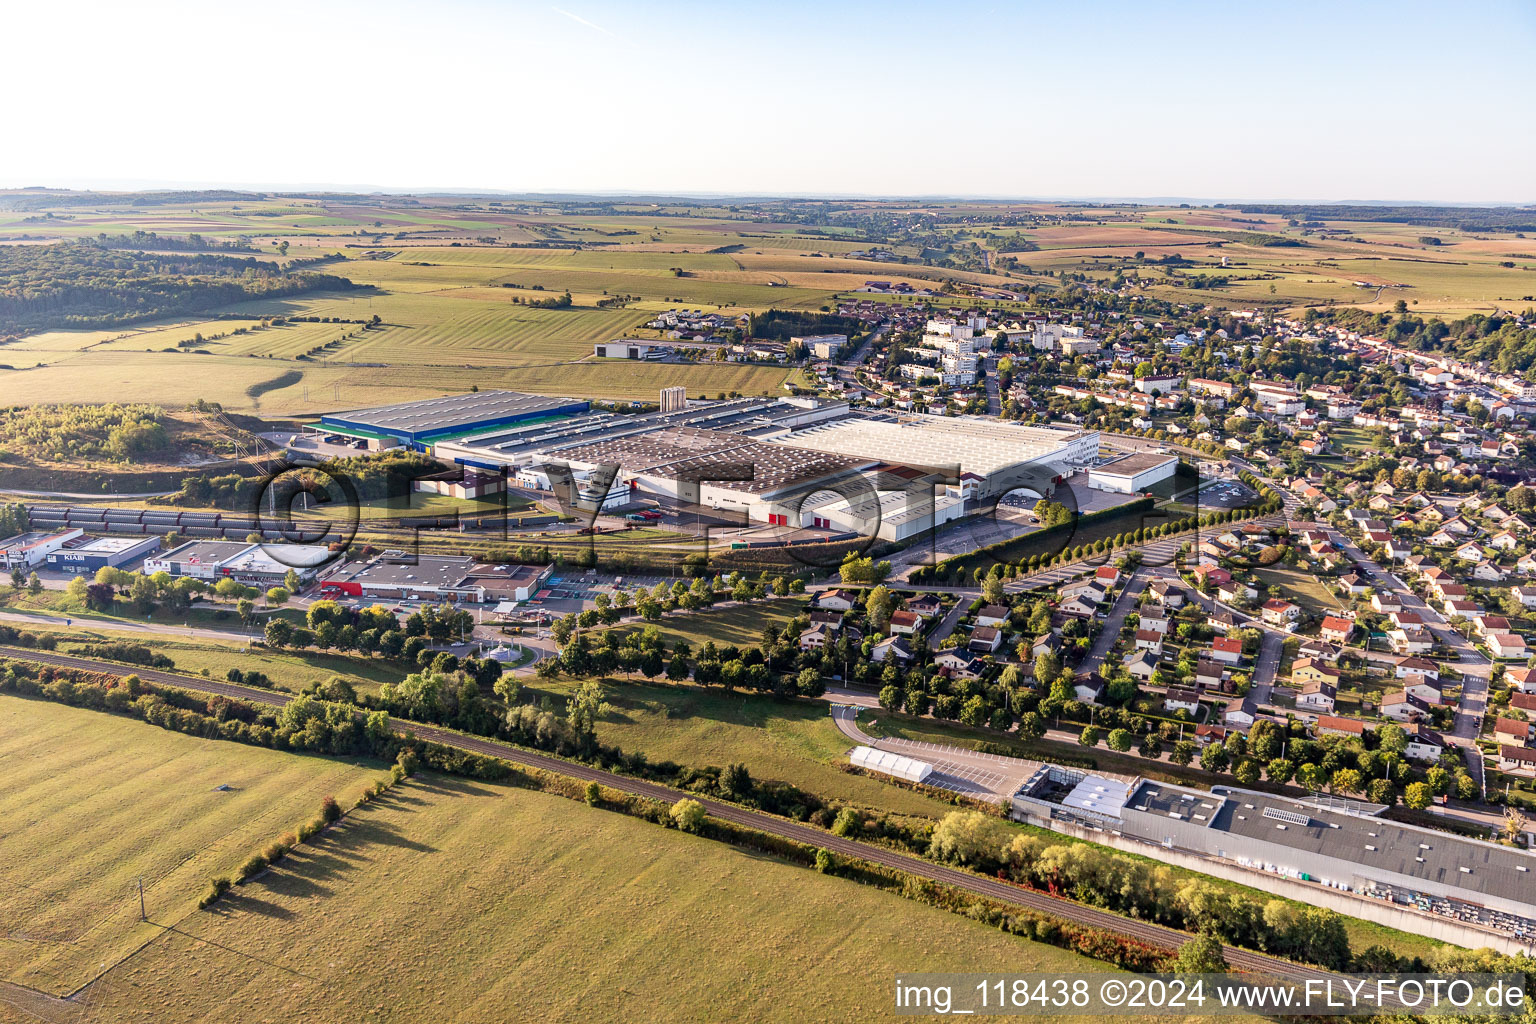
1316;715;1366;738
1320;615;1355;643
1209;636;1244;665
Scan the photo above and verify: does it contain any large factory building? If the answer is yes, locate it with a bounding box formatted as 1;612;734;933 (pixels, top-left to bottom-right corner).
1014;767;1536;948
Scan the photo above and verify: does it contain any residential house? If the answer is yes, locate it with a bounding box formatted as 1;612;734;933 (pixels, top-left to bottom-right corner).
1059;595;1097;619
905;594;942;618
1371;592;1403;614
1490;632;1529;660
799;624;833;650
1320;615;1356;643
1337;573;1370;596
1195;659;1226;690
1495;718;1534;745
1193;723;1228;747
974;605;1009;628
1404;727;1447;763
1472;561;1507;583
1134;630;1165;655
1507;667;1536;693
1164;687;1202;715
1296;678;1338;714
813;589;858;612
1218;580;1257;605
1475;613;1513;637
968;626;1003;654
1124;649;1159;681
934;649;982;678
1316;716;1366;739
1210;637;1245;665
1293;657;1340;687
1394;656;1440;680
1401;674;1443;705
1498;746;1536;774
1223;695;1258;729
1380;690;1429;722
888;610;923;636
808;609;844;631
1389;627;1435;655
1261;599;1300;626
1074;677;1105;704
872;630;916;662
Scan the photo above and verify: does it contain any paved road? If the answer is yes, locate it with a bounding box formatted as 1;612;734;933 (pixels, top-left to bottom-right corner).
1079;569;1148;677
831;704;1034;801
1327;530;1490;742
0;645;1345;987
925;594;973;648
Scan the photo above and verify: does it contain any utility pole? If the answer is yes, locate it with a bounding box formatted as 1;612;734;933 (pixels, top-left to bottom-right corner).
138;877;146;921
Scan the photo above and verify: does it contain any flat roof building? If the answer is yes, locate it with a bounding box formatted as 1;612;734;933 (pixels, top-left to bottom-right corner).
321;391;589;447
1087;452;1179;494
318;553;551;604
775;415;1099;499
0;529;83;569
547;426;876;524
47;534;161;574
1013;770;1536;946
144;540;334;583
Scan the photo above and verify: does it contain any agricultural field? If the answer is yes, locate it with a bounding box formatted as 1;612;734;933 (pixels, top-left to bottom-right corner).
0;696;387;995
6;192;1533;417
73;776;1133;1024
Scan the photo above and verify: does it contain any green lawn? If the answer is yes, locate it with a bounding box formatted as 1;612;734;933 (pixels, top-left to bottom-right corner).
3;589;309;637
1254;567;1344;618
0;618;412;694
0;696;388;994
532;675;952;818
75;777;1137;1024
596;598;807;651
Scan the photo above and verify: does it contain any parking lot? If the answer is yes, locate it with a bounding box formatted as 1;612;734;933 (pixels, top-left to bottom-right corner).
1196;479;1260;510
924;759;1009;797
529;571;687;608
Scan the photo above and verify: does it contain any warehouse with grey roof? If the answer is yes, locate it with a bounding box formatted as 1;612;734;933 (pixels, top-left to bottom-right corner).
1013;768;1536;947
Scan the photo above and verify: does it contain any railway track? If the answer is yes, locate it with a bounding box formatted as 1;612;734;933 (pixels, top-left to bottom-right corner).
1;645;1340;986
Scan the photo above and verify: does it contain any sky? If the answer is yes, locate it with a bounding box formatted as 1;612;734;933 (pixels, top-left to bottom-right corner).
5;0;1533;203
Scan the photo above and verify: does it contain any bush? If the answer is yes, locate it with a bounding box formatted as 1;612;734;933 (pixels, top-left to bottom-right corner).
670;797;706;833
237;854;268;880
584;780;602;807
815;848;836;874
320;795;341;823
198;876;232;909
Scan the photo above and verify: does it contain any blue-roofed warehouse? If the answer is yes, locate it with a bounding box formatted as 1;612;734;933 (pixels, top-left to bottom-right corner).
320;391;588;449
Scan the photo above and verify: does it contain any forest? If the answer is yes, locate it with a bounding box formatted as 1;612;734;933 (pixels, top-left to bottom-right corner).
0;242;362;334
0;402;171;463
1222;203;1536;233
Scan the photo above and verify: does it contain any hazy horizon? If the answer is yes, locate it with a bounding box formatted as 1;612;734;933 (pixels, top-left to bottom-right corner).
6;0;1534;203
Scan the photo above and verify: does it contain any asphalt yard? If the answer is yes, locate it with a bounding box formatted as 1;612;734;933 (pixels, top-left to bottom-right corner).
1195;479;1260;510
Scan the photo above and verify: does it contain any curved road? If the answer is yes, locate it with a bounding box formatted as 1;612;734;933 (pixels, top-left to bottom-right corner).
0;645;1340;987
